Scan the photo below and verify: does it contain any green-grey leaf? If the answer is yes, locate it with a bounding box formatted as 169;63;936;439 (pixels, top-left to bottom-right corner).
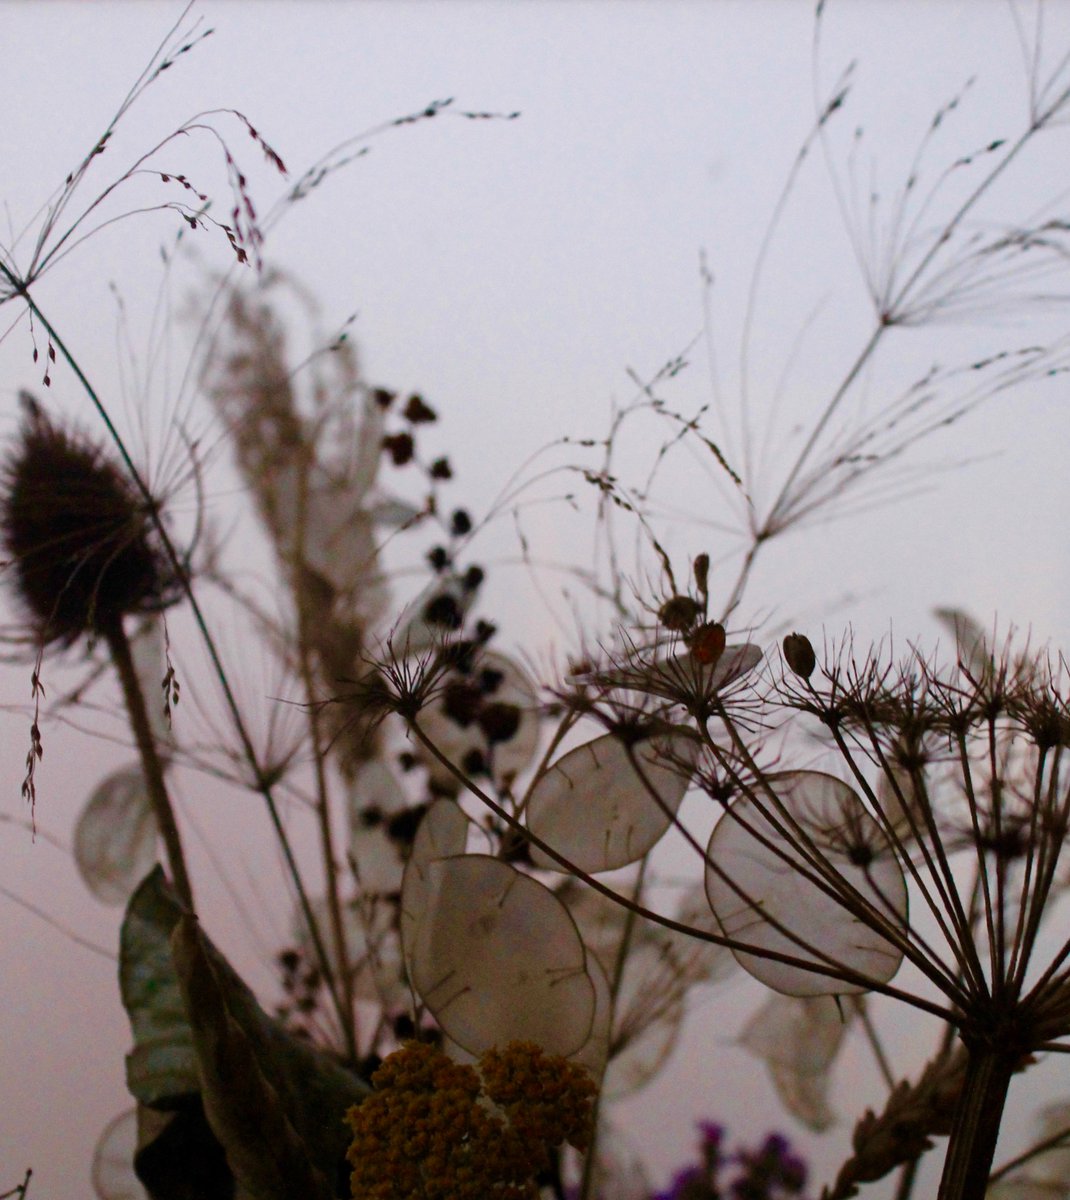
120;867;199;1105
120;867;369;1182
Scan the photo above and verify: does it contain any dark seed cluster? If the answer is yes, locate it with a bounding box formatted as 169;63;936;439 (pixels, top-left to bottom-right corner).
1;399;172;645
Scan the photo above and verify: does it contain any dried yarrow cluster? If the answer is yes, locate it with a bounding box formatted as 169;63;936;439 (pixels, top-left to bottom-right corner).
345;1040;596;1199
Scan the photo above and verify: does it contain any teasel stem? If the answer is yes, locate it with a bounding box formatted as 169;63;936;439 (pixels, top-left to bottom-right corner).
104;614;194;911
937;1040;1016;1200
1;268;349;1042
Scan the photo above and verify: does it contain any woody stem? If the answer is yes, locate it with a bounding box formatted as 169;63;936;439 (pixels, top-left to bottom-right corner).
937;1040;1016;1200
105;616;194;911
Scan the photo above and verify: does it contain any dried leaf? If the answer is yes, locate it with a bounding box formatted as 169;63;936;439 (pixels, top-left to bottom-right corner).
934;606;992;679
130;617;175;749
603;951;684;1101
583;1120;652;1200
561;882;733;1098
822;1048;966;1200
989;1100;1070;1197
120;867;368;1182
346;760;409;894
399;798;470;976
415;650;541;790
301;484;379;597
586;642;762;707
987;1183;1066;1199
120;870;199;1105
570;951;611;1083
740;994;851;1130
170;914;334;1200
368;496;421;528
293;895;405;1006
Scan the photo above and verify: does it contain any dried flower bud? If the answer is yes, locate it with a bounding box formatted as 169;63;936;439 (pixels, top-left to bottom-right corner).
783;632;816;679
402;393;437;424
382;432;414;466
659;594;702;632
691;622;726;665
1;400;173;645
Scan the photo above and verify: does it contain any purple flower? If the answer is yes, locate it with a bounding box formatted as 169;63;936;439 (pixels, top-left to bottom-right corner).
652;1164;711;1200
649;1122;809;1200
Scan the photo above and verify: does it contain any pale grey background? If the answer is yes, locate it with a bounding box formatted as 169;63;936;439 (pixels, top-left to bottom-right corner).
2;2;1070;1197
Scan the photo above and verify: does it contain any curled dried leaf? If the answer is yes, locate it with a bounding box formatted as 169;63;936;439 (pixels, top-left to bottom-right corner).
740;994;852;1130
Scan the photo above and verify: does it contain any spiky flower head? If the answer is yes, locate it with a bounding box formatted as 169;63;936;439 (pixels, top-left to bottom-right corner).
1;395;174;645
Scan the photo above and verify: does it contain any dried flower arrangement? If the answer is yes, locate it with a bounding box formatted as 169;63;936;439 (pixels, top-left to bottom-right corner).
4;6;1070;1200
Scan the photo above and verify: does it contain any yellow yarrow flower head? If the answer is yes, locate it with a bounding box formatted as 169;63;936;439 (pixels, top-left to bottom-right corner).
345;1040;596;1199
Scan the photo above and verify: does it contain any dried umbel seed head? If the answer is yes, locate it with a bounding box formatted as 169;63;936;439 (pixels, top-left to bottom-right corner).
1;399;173;645
783;632;817;679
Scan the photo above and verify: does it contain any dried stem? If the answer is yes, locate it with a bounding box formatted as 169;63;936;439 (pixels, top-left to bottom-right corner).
937;1042;1017;1200
104;615;193;911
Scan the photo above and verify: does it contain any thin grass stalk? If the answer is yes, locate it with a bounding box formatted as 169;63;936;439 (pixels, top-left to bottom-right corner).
986;717;1011;999
855;996;896;1090
297;620;358;1063
578;858;647;1200
1005;746;1051;989
954;730;1001;977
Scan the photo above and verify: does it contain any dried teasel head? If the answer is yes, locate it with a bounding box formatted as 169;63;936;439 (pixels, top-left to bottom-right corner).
1;396;176;646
